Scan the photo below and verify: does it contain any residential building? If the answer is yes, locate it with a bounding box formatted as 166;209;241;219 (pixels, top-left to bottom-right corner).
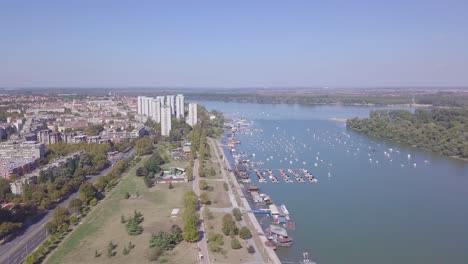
176;94;185;119
187;103;198;127
166;95;175;115
150;98;162;123
161;106;172;136
0;141;45;160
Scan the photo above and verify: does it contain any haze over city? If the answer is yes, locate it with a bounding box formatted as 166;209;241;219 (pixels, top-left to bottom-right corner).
1;0;468;88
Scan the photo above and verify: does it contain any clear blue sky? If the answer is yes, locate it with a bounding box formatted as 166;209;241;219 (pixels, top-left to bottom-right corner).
1;0;467;88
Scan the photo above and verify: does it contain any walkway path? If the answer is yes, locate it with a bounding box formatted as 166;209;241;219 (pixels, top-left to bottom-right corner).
192;159;210;264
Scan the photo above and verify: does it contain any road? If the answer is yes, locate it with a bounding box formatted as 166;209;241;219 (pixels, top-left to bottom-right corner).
209;138;281;264
192;159;210;264
0;148;134;264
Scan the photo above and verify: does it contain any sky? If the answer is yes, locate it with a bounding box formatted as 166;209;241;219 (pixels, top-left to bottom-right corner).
1;0;468;88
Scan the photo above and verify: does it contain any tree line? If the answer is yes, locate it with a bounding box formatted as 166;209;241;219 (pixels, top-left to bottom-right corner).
347;108;468;158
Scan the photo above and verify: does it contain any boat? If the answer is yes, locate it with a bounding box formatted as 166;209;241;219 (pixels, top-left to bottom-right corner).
266;225;293;247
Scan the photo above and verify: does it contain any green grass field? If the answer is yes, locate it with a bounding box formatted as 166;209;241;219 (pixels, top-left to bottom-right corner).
45;157;197;264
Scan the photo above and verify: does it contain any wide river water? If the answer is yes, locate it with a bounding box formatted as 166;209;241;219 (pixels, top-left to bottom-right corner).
197;101;468;264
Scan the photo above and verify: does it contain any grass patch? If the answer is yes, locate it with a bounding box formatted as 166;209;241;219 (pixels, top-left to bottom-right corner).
45;157;197;264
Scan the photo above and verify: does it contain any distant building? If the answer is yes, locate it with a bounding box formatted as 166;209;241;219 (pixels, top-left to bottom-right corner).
187;103;198;127
166;95;175;115
37;129;62;145
161;106;172;136
0;141;45;160
150;98;162;123
176;94;185;119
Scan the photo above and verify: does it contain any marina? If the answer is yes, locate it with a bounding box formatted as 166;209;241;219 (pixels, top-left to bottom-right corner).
207;101;468;264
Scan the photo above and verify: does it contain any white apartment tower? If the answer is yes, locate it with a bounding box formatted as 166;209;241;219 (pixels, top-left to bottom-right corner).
187;103;198;127
161;106;172;136
176;94;185;119
137;96;143;115
166;95;175;115
150;98;162;123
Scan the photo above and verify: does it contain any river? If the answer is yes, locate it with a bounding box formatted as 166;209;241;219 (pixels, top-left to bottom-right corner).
196;101;468;264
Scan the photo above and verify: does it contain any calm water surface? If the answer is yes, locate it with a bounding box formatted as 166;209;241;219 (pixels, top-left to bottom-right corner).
197;101;468;264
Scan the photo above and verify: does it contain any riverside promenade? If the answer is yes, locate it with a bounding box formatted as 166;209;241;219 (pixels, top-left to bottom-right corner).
210;138;282;264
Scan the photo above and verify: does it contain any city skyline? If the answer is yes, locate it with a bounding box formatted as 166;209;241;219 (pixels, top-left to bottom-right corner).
1;1;468;88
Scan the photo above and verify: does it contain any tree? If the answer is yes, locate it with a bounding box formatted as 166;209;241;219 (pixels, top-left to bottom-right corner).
232;208;242;221
68;198;83;214
0;178;12;202
239;226;252;240
183;223;199;242
79;182;97;204
107;240;117;257
222;213;238;236
0;222;22;239
247;245;255;254
135;137;153;156
231;238;242;249
126;210;144;235
136;167;148;177
149;225;183;250
122;245;129;255
185;166;193;181
168;182;174;189
53;206;70;226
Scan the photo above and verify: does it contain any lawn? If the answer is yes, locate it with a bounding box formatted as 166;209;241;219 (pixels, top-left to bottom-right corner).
204;181;232;208
45;157;197;264
205;144;223;179
205;212;256;264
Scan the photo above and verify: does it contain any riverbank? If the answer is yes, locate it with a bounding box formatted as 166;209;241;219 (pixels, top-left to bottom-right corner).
210;138;282;264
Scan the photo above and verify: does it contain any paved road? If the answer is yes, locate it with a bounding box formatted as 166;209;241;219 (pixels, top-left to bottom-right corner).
209;138;281;264
192;159;210;264
0;149;134;264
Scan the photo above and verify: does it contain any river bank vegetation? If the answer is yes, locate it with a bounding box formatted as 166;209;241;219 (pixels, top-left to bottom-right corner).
347;108;468;158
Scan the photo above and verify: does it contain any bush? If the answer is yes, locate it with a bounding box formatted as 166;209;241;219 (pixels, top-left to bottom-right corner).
231;238;242;249
203;207;213;220
223;182;228;191
94;249;101;257
200;192;211;205
199;180;208;190
89;197;98;206
207;232;224;246
232;208;242;221
124;192;130;199
69;215;79;226
147;247;164;261
44;222;58;235
239;226;252;240
168;182;174;189
247;245;255;254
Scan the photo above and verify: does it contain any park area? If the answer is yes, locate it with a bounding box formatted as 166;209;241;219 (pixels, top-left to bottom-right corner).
204;211;257;264
45;157;197;264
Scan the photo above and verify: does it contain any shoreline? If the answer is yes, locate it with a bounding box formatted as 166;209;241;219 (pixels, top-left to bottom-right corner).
212;138;282;264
